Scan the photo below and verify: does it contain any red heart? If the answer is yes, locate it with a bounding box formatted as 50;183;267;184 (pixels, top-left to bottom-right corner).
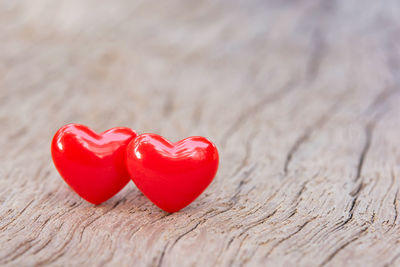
51;124;137;204
125;134;219;212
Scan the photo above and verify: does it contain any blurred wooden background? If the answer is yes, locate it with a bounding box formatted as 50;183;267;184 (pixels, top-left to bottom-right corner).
1;0;400;266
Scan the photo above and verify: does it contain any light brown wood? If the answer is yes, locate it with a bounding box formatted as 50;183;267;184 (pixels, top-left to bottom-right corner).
1;0;400;266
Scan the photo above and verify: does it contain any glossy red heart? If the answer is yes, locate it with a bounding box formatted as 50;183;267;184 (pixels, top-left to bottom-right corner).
51;124;137;205
126;134;219;212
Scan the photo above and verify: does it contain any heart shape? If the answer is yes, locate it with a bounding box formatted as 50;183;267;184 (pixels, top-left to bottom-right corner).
126;134;219;212
51;124;137;204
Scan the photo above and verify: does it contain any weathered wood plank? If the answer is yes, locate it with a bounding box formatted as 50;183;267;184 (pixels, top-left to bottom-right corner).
1;0;400;266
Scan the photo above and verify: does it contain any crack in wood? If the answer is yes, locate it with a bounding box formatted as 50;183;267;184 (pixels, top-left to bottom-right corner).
284;95;343;175
263;218;315;259
237;209;277;239
230;164;258;202
157;242;170;267
385;251;400;267
171;221;201;249
354;122;373;182
393;188;399;226
78;203;122;242
0;212;59;263
231;130;258;177
306;30;325;82
0;200;34;231
157;221;202;267
318;227;368;266
336;83;395;231
228;234;250;266
220;79;296;148
32;238;52;255
35;221;82;266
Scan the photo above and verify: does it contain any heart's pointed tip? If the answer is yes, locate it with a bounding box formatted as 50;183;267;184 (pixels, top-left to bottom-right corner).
83;198;104;206
92;202;104;206
161;209;179;213
158;205;185;213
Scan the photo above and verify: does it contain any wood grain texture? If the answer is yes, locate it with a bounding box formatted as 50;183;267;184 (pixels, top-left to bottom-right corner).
1;0;400;266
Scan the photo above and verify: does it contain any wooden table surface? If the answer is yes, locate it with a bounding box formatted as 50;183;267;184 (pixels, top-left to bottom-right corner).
1;0;400;266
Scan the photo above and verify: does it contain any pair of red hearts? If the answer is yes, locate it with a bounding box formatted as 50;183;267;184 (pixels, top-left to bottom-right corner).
51;124;219;213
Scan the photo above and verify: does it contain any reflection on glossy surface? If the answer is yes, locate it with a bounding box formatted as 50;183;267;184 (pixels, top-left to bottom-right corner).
51;124;137;204
126;133;219;213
